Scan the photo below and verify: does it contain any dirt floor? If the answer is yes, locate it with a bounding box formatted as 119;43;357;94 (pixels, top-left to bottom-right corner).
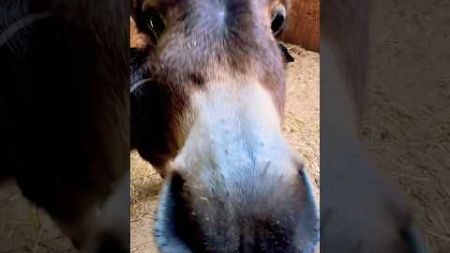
130;44;320;253
0;180;75;252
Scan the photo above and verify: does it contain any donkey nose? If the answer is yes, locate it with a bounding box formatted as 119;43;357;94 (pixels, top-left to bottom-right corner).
296;164;320;253
153;157;320;253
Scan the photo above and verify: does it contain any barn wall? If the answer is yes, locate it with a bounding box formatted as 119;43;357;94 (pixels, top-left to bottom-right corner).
279;0;320;52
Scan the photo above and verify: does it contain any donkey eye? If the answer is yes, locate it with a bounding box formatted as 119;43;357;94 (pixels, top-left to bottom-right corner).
143;8;165;43
271;5;286;36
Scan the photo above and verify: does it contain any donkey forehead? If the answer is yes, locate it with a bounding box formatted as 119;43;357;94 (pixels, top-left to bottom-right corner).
157;0;276;39
151;0;286;89
147;0;280;10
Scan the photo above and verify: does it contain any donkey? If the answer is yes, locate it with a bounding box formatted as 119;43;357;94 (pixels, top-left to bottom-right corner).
321;0;427;252
0;1;129;252
130;0;319;252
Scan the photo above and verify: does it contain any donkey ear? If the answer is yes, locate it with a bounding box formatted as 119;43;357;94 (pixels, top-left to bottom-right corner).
278;43;295;63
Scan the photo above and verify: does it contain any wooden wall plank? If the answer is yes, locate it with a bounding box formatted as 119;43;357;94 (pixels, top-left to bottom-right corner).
279;0;320;52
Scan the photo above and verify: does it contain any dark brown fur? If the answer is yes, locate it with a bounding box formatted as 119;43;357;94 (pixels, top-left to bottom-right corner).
1;0;129;251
